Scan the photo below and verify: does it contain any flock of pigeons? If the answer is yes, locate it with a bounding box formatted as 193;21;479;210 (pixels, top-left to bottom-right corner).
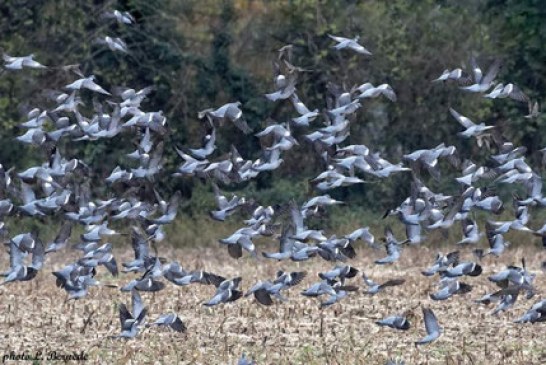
1;8;545;364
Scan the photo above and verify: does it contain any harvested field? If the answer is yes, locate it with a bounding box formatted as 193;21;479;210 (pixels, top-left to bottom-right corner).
1;244;545;364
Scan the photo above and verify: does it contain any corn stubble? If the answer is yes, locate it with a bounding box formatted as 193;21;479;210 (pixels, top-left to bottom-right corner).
0;245;544;364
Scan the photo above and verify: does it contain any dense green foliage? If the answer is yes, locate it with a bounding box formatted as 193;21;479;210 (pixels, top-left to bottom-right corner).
0;0;544;218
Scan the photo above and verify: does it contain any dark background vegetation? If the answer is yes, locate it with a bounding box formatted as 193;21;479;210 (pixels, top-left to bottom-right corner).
0;0;544;241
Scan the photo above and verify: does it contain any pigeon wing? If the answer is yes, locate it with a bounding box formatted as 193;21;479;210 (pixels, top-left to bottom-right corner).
423;307;440;335
131;289;145;319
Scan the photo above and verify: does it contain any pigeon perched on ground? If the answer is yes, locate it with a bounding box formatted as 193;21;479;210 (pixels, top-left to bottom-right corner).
375;315;410;330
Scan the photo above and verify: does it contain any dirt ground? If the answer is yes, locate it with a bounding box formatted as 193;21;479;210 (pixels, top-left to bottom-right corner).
1;244;546;364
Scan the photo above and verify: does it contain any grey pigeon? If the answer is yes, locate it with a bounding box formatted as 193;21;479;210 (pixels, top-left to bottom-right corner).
198;102;251;134
415;307;441;346
203;277;243;306
328;34;372;55
375;315;410;330
374;227;406;265
319;265;358;285
97;36;129;53
301;280;358;307
344;227;376;247
461;58;501;93
514;299;546;324
147;191;181;225
65;75;110;95
3;54;46;70
102;9;135;24
112;290;147;339
1;234;44;285
45;222;72;253
449;108;494;139
52;264;100;300
238;353;256;365
122;226;151;273
432;68;466;82
363;273;405;295
147;313;186;332
121;258;165;292
440;261;482;278
421;251;459;276
430;278;472;301
525;101;540;119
